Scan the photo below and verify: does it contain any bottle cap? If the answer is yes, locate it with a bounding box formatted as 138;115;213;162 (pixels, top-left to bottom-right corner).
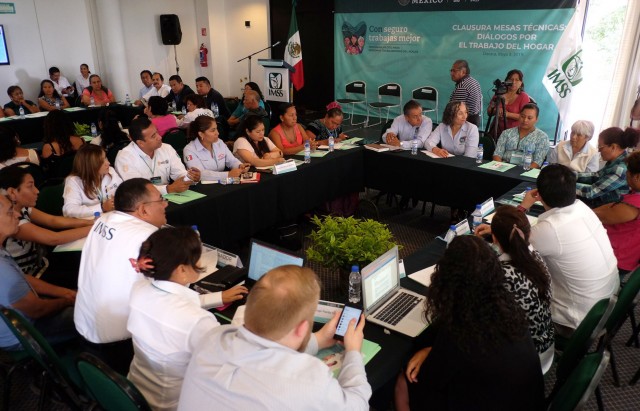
351;265;359;272
449;225;456;230
191;225;198;231
93;211;100;218
476;204;481;209
478;144;483;148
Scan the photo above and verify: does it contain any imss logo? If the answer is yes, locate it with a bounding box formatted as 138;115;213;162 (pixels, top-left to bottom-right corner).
268;73;284;97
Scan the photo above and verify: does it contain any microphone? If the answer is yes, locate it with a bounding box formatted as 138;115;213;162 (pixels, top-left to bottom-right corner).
272;41;281;47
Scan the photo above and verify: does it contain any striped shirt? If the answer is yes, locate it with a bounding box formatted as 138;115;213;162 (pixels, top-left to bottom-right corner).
449;75;482;115
576;151;629;207
5;208;47;277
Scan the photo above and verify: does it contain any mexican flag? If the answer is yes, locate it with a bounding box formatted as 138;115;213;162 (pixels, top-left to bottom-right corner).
285;0;304;90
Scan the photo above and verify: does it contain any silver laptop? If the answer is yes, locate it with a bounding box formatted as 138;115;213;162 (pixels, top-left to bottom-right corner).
362;246;428;337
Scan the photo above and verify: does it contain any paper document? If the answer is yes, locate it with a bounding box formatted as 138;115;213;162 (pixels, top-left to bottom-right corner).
295;150;328;157
478;161;516;172
421;150;454;158
408;264;436;288
64;107;85;112
342;137;363;144
521;168;541;178
54;237;86;252
316;339;381;377
163;190;206;204
25;112;49;118
196;246;219;281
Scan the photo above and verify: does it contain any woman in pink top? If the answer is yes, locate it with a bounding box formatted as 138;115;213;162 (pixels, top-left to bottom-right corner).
81;75;116;106
269;103;314;155
146;96;178;136
487;69;530;138
595;151;640;274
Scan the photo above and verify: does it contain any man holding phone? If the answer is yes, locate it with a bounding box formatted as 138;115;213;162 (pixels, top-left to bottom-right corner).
179;265;371;410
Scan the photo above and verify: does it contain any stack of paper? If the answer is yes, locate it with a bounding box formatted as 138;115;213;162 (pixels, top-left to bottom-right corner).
316;339;382;377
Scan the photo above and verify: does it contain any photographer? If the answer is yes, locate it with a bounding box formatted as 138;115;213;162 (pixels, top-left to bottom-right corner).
487;69;531;138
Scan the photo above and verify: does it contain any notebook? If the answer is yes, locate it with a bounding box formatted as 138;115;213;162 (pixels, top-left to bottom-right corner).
362;246;428;337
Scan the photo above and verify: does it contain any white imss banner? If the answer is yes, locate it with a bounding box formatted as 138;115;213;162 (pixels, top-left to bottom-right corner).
263;67;291;103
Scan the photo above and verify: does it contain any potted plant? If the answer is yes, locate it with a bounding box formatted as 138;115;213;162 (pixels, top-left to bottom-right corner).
306;215;399;287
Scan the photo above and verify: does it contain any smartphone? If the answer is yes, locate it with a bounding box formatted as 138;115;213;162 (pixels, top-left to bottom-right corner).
333;304;363;341
241;172;254;179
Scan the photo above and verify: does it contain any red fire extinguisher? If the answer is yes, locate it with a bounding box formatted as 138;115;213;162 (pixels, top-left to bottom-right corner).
199;44;208;67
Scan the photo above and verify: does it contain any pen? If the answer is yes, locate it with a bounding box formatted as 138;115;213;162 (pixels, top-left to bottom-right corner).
201;280;226;288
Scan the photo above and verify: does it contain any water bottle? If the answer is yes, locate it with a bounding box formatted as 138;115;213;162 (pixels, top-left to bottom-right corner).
476;144;484;163
18;106;25;119
181;106;187;115
348;265;362;304
523;150;533;171
93;211;100;221
191;225;200;238
90;96;95;106
55;99;61;110
328;135;335;152
125;94;131;106
91;123;97;138
212;102;219;118
171;101;176;112
443;225;457;244
304;140;311;164
541;161;549;169
471;204;483;230
411;136;418;155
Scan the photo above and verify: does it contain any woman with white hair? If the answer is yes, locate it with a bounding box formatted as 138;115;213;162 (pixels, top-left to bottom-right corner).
548;120;600;172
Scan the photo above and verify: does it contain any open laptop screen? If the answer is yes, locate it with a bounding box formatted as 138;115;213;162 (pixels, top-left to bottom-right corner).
247;240;304;281
362;246;399;312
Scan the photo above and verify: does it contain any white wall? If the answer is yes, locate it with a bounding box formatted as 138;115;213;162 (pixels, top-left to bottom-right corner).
0;0;96;105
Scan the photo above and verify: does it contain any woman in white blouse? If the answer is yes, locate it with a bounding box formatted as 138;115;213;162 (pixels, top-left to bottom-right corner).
127;227;247;411
233;115;284;167
178;94;214;129
63;144;122;218
0;127;39;169
75;63;91;94
548;120;600;173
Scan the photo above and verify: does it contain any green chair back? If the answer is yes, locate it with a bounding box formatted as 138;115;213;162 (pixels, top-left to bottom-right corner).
163;128;188;159
35;182;65;216
76;352;151;411
548;351;610;411
605;267;640;336
556;297;616;384
0;308;84;407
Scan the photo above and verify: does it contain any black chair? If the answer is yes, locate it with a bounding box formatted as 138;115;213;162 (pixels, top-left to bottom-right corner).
76;352;151;411
479;134;496;160
337;81;368;126
35;181;65;216
42;152;76;180
0;347;31;410
367;83;402;128
412;86;438;122
0;308;86;410
163;128;188;159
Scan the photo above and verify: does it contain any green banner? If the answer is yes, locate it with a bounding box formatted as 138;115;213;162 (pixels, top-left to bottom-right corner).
335;9;574;136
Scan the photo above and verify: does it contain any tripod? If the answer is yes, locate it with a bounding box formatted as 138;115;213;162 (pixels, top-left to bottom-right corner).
484;93;507;142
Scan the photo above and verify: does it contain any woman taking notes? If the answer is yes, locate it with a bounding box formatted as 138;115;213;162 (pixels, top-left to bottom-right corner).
233;115;284;167
127;227;247;411
63;144;123;218
183;116;249;181
425;101;479;158
306;102;348;146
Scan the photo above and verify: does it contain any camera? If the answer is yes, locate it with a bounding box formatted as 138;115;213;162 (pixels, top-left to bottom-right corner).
492;78;513;95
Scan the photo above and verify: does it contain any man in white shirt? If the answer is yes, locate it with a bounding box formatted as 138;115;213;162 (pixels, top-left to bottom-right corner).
140;72;171;105
136;70;154;102
74;178;167;373
477;164;619;334
382;100;432;149
178;265;371;411
49;66;74;97
115;117;200;194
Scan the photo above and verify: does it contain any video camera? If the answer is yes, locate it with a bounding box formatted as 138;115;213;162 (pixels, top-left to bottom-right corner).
492;79;513;95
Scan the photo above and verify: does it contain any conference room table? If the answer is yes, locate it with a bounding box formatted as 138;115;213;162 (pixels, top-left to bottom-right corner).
0;104;143;145
363;149;537;210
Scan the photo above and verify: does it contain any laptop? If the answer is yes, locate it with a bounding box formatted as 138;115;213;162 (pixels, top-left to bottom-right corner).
193;239;304;293
362;246;428;337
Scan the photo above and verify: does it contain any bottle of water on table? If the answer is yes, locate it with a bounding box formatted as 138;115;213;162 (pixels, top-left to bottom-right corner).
55;99;61;110
523;150;533;171
411;136;418;155
212;102;219;118
444;225;457;245
90;96;95;106
348;265;361;304
328;135;335;152
91;122;97;138
471;204;483;231
304;140;311;164
476;144;484;163
18;106;25;119
125;94;131;106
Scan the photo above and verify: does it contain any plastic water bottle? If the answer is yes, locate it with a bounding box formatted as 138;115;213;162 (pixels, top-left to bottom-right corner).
476;144;484;163
181;106;187;115
444;225;457;244
523;150;533;171
304;140;311;164
55;99;61;110
91;123;97;138
18;106;25;119
328;135;335;152
541;161;549;169
348;265;361;304
411;136;418;155
171;101;176;112
212;102;219;118
191;225;200;238
125;94;131;106
471;205;483;230
93;211;100;221
89;96;95;106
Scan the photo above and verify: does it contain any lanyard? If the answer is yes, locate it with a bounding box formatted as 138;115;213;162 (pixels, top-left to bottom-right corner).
139;155;156;176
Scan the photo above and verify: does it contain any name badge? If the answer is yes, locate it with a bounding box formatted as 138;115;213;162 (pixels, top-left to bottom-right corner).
150;176;162;185
273;160;297;175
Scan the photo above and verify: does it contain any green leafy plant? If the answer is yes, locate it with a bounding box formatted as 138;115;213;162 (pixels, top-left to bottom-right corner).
306;215;399;270
73;122;91;136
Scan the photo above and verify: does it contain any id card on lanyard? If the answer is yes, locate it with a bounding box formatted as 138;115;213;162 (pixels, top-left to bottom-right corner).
140;154;161;184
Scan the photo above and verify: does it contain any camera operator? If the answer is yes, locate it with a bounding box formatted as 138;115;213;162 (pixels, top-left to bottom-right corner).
487;69;531;138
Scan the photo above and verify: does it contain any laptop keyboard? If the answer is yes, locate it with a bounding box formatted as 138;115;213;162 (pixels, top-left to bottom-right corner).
373;292;421;326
